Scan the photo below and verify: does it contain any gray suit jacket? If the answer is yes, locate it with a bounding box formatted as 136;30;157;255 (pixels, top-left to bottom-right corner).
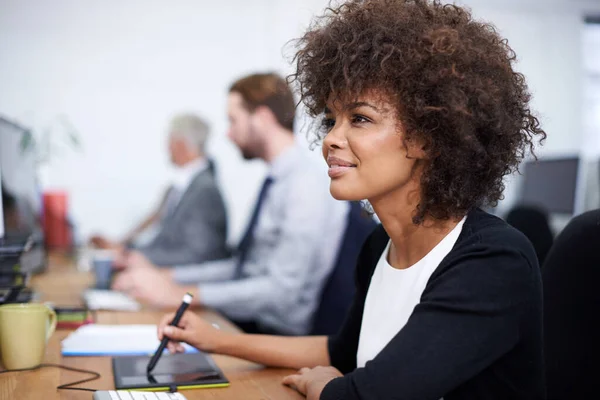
138;168;230;266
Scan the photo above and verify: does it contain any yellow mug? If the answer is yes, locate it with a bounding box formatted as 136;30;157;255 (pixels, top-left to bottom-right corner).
0;303;57;370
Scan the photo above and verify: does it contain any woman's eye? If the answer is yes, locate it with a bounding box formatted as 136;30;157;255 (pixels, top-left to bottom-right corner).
321;117;336;131
351;114;371;124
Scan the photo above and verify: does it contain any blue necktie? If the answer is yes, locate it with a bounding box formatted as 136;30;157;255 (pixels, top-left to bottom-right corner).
234;177;274;278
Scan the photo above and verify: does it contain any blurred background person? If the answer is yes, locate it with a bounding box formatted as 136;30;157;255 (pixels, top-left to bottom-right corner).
90;113;230;266
112;73;367;336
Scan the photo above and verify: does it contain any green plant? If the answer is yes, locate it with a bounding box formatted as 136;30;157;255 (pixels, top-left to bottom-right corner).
20;114;82;164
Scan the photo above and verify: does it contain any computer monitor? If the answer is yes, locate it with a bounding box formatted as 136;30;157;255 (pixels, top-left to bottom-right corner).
0;116;46;273
521;157;580;215
0;117;42;238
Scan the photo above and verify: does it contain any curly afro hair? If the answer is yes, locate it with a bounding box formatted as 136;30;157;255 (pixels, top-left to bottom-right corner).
290;0;546;223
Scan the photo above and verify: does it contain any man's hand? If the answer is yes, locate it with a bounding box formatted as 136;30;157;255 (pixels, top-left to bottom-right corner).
89;235;118;250
113;250;159;271
112;259;189;308
282;366;343;400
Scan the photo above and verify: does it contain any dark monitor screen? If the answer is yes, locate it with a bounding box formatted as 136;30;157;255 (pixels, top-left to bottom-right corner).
0;117;42;240
521;157;580;214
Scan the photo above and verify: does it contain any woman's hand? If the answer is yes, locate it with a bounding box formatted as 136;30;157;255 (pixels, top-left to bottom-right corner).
282;366;343;400
157;310;230;353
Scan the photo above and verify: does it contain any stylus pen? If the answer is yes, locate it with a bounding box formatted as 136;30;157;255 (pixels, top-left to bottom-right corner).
146;292;194;374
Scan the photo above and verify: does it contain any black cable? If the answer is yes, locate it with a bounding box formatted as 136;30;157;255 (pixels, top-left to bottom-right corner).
0;363;101;392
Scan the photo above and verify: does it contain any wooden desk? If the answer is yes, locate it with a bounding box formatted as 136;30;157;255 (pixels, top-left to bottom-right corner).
1;254;303;400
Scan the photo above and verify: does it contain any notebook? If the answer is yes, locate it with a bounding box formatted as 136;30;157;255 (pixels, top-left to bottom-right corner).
61;324;198;356
112;352;229;391
83;289;141;311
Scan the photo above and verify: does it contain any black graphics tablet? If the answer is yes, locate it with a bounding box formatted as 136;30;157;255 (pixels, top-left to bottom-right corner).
112;352;229;391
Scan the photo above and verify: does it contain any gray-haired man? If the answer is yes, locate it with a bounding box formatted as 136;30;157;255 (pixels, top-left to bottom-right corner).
90;113;230;266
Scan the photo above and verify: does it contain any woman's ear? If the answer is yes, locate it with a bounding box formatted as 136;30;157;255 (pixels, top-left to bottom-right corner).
405;137;429;160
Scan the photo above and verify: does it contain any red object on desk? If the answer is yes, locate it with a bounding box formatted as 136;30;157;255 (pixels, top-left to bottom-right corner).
43;191;72;250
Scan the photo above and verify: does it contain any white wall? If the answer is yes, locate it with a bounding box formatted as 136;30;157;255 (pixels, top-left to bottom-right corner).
583;24;600;158
581;23;600;211
0;0;597;240
460;0;589;214
0;0;327;243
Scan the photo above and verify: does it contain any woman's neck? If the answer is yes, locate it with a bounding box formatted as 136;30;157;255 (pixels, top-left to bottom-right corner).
370;181;461;270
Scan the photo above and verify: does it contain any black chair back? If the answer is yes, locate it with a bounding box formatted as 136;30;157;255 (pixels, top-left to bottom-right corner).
542;209;600;400
506;205;554;266
311;202;377;335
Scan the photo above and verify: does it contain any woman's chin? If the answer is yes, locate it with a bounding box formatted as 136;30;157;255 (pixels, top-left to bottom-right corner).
329;183;364;201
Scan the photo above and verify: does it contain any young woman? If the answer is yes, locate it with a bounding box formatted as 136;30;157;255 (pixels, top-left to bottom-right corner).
157;1;546;399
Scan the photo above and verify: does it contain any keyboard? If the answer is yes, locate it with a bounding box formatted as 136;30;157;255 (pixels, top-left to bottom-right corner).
93;391;187;400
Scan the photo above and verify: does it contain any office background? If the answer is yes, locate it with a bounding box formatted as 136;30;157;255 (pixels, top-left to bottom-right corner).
0;0;598;244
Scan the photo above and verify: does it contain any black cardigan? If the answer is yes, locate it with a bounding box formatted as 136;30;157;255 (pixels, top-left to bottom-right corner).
321;209;545;400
